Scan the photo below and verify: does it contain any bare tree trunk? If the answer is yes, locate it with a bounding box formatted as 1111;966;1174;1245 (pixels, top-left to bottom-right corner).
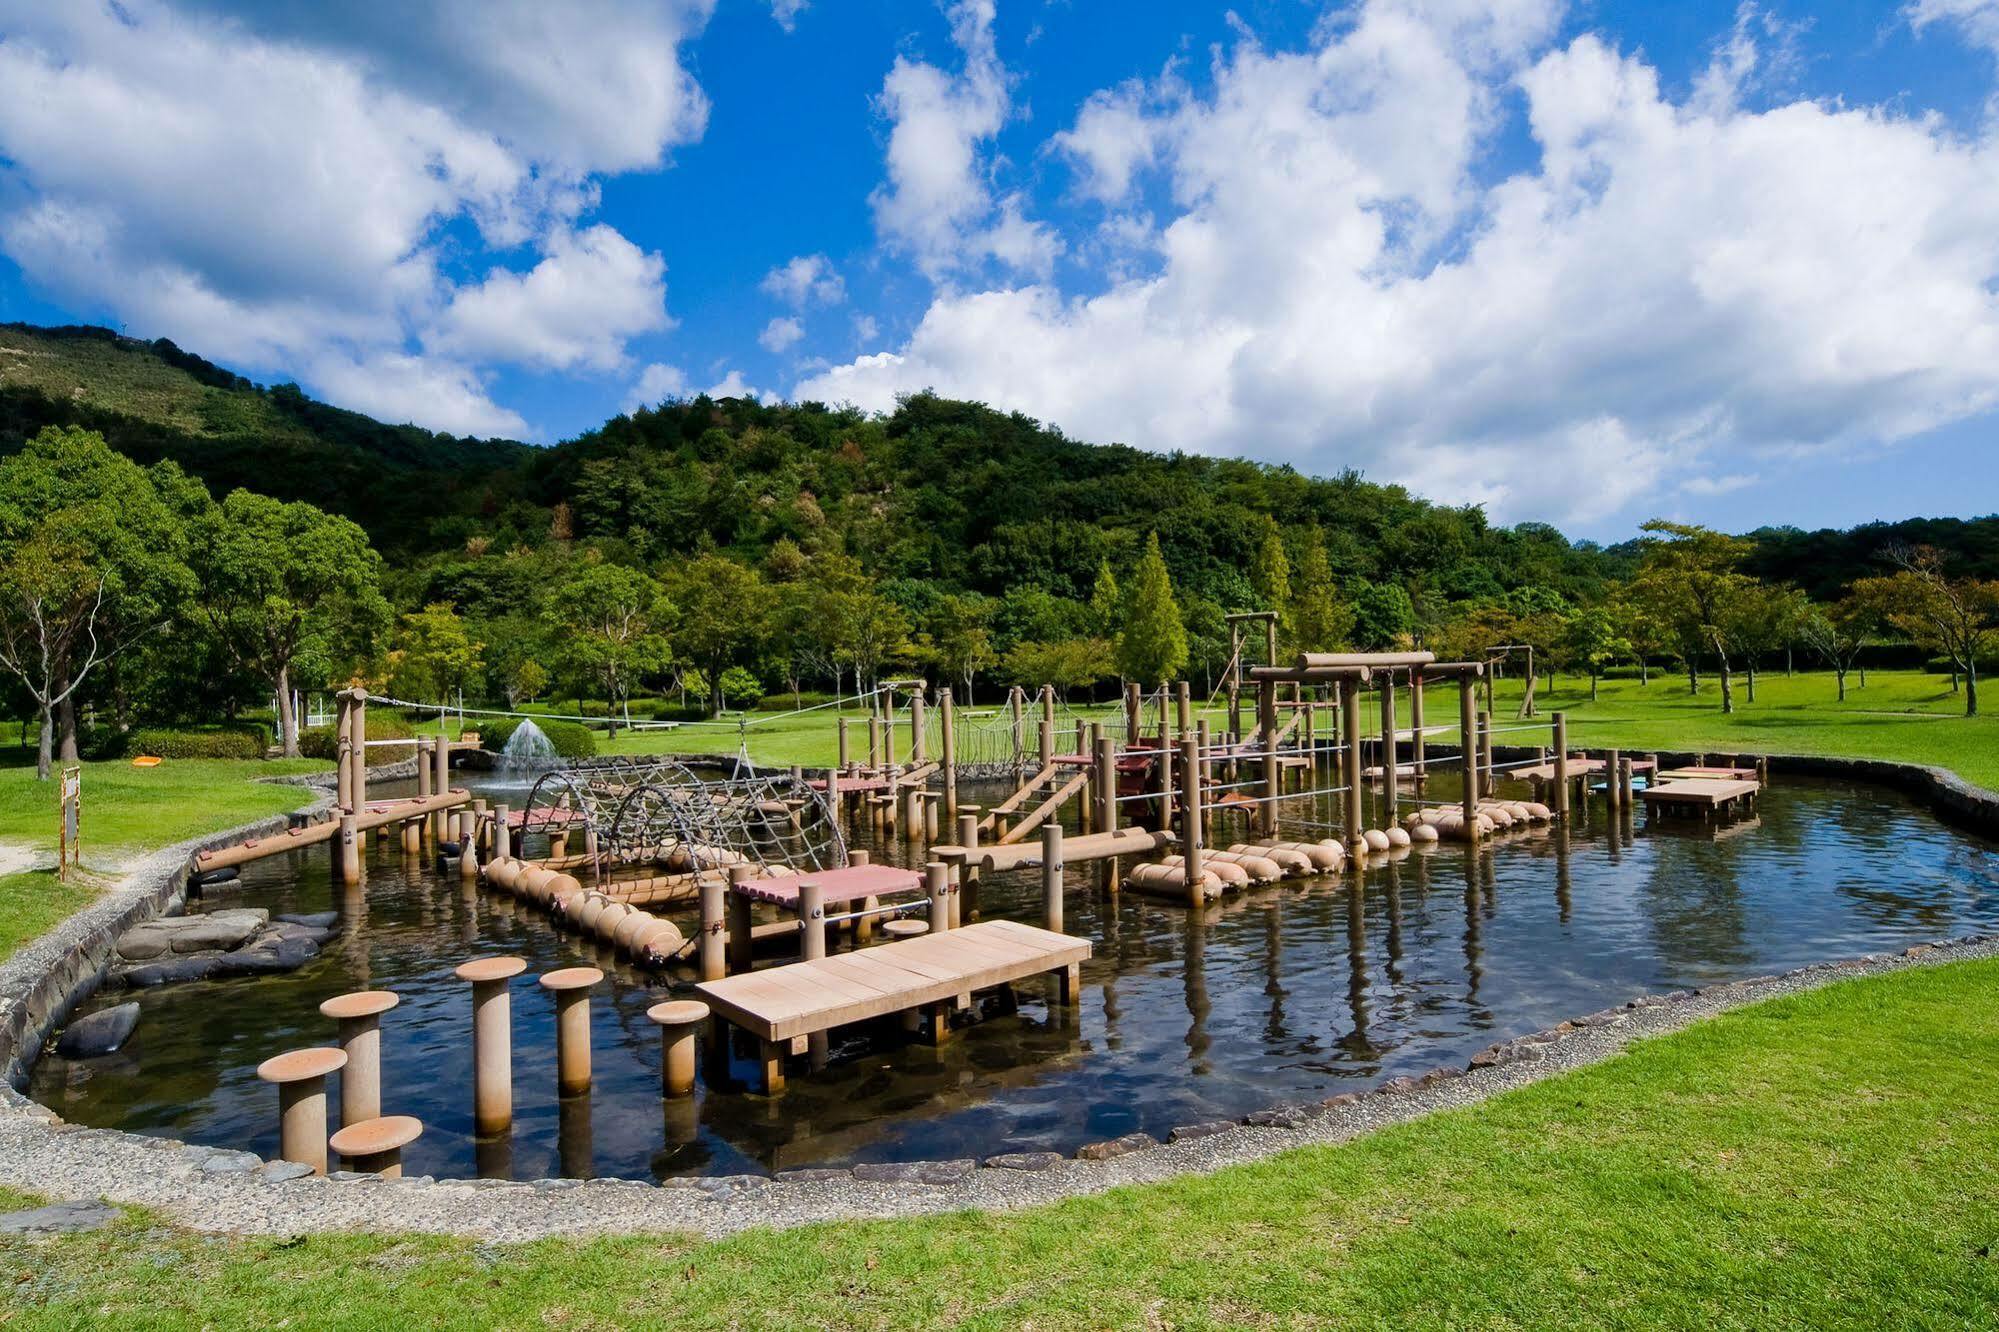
277;664;300;757
36;703;54;780
1746;662;1757;704
1639;656;1649;686
1719;653;1735;714
1968;660;1979;717
1590;670;1599;701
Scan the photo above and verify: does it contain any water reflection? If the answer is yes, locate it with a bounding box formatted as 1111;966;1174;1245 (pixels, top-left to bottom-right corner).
28;775;1999;1180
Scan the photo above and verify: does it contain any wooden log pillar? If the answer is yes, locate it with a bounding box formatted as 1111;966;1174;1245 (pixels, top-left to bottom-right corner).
415;736;433;802
1552;712;1570;822
1478;711;1495;799
939;688;958;819
726;864;754;975
1459;675;1480;841
1010;686;1026;765
1618;755;1635;807
1196;719;1214;841
838;717;850;770
335;695;354;813
339;813;361;886
1259;679;1281;837
1175;680;1192;739
1605;748;1623;811
926;861;950;933
956;813;979;924
539;967;601;1097
867;713;882;771
1094;730;1120;892
1341;676;1364;851
492;804;511;862
456;956;526;1137
432;730;451;840
1379;673;1399;826
1410;669;1427;784
351;692;369;815
1227;620;1243;744
257;1048;346;1176
1123;682;1142;750
1180;735;1204;907
1038;685;1056;767
1041;822;1064;933
910;686;927;765
699;876;727;981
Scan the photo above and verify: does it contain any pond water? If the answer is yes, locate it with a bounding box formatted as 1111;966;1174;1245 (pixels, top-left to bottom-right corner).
29;771;1999;1181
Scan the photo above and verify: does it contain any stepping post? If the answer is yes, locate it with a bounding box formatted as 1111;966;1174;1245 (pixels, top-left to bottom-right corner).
319;990;399;1125
455;955;526;1136
256;1046;347;1176
1459;675;1479;840
1379;673;1399;825
329;1115;422;1179
539;966;603;1097
926;861;950;933
1552;713;1570;822
339;812;361;886
492;804;511;861
648;1000;711;1097
1041;821;1064;932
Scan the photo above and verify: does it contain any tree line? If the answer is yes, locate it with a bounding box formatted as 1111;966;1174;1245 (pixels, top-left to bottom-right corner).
4;414;1995;782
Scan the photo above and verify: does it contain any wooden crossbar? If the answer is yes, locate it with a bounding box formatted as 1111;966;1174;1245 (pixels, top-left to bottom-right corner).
996;770;1090;845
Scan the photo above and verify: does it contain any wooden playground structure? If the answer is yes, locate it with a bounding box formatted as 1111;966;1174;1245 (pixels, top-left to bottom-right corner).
202;651;1772;1104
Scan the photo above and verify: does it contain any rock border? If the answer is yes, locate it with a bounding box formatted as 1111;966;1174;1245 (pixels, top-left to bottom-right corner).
0;752;1994;1242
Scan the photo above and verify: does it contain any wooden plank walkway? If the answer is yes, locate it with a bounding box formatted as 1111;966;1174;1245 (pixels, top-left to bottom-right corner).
933;826;1176;874
696;919;1090;1092
1656;765;1759;783
1641;777;1760;810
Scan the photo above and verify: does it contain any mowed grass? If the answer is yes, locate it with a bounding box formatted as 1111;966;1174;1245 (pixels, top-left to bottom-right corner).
0;754;324;962
4;956;1995;1329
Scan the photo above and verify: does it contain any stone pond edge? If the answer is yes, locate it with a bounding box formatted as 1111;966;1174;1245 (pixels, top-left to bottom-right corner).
0;751;1992;1242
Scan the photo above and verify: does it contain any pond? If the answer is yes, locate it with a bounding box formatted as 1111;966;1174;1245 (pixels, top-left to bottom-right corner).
29;770;1999;1181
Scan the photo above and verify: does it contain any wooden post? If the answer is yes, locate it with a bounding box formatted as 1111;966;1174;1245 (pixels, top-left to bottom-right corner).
1175;680;1192;737
939;688;958;819
339;813;361;885
1039;685;1056;767
1459;675;1479;841
699;876;726;981
838;717;850;770
539;967;601;1097
1259;679;1281;836
1404;669;1425;788
956;812;979;925
433;730;451;840
926;861;950;933
320;992;398;1126
910;686;927;765
351;692;368;814
1478;711;1495;799
1341;676;1364;851
1552;712;1570;822
867;713;882;771
1197;718;1214;842
456;956;525;1137
335;695;354;812
1010;686;1025;764
798;878;825;961
1379;673;1399;826
726;864;754;975
1041;822;1064;933
1605;748;1622;811
257;1048;346;1176
415;735;433;802
1619;756;1635;807
1124;682;1142;750
1227;620;1243;744
1181;735;1204;906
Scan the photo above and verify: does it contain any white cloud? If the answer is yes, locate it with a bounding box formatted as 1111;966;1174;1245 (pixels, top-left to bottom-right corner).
306;350;528;438
1053;82;1161;203
852;313;881;345
760;254;846;307
868;0;1060;279
431;225;669;372
1681;473;1760;497
0;0;713;436
707;369;764;400
1908;0;1999;54
802;0;1999;531
624;361;690;412
771;0;808;33
759;316;805;353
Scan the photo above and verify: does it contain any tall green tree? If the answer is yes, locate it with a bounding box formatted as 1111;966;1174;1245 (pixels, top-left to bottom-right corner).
929;593;997;704
1289;531;1353;652
1250;519;1290;647
0;428;196;776
1088;560;1122;641
552;560;674;731
1856;546;1999;716
1799;595;1876;702
1116;533;1188;686
664;554;769;715
1562;606;1630;701
1634;521;1756;713
391;603;484;706
191;489;391;756
1349;581;1412;651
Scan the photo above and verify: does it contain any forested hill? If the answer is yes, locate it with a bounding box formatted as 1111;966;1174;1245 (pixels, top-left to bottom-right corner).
0;323;531;549
1;320;1993;603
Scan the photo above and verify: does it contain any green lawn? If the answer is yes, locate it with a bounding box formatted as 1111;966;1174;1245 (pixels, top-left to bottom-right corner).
4;955;1994;1329
0;755;325;963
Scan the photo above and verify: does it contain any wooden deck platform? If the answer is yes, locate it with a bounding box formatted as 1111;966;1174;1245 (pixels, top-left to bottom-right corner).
696;919;1090;1092
1508;757;1660;783
1655;766;1760;783
1640;777;1760;810
933;826;1176;874
730;862;922;908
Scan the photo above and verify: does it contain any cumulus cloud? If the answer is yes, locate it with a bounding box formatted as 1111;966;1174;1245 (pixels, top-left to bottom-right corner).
771;0;808;33
759;316;805;353
707;369;765;400
624;361;690;413
869;0;1060;279
760;254;846;307
802;0;1999;530
431;225;669;372
0;0;712;436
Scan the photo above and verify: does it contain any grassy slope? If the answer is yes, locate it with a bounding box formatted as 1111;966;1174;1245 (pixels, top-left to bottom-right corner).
3;957;1994;1329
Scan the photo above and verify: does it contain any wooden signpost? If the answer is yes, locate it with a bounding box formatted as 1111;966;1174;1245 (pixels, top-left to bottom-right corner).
58;765;81;879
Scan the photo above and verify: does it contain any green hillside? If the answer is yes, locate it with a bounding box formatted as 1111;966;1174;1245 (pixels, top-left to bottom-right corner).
0;323;532;550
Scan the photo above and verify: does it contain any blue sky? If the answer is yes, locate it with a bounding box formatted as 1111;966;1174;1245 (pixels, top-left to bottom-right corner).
1;0;1996;542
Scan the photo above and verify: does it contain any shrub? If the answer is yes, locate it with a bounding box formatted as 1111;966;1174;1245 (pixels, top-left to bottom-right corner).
754;691;837;712
718;667;765;709
297;713;417;763
125;725;266;761
479;717;596;759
